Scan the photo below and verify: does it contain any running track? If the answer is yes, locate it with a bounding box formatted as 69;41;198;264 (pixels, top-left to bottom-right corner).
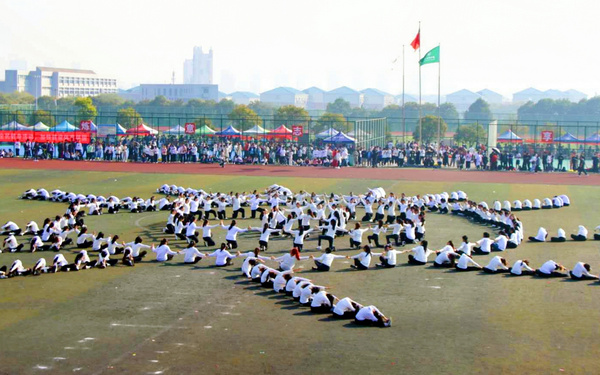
1;158;598;186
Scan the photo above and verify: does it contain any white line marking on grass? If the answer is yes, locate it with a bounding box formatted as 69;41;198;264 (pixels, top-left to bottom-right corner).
428;286;442;289
35;365;51;370
110;323;188;329
134;214;164;231
73;368;83;372
53;357;67;361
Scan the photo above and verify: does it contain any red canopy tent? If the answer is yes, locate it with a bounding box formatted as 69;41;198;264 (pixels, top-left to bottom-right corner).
266;125;295;140
126;124;158;136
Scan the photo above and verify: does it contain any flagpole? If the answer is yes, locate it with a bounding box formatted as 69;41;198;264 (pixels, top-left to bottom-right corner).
437;43;441;150
418;21;422;145
402;44;405;145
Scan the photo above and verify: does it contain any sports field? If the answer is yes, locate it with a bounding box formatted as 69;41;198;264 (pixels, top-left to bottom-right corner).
0;161;599;374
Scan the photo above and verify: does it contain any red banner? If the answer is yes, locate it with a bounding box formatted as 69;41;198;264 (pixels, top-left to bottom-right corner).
540;130;554;143
184;122;196;134
292;125;303;137
80;120;92;132
0;131;91;144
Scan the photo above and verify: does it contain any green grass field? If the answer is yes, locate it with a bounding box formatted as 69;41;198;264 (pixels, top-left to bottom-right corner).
0;168;599;374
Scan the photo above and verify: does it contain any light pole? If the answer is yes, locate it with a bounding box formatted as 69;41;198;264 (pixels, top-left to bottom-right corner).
34;74;39;111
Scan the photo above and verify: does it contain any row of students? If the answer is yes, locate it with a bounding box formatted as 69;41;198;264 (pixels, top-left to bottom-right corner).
528;225;600;242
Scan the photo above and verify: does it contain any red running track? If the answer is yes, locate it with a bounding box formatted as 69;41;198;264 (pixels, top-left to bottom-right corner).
0;158;598;186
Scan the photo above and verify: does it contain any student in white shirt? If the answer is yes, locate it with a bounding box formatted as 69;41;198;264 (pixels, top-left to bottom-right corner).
354;305;392;327
74;249;97;269
272;248;309;271
250;223;280;251
482;256;510;274
200;219;218;247
332;297;363;319
402;240;433;266
348;223;370;249
385;218;403;246
220;220;248;249
1;221;21;235
179;241;206;264
23;221;40;236
350;246;381;270
288;226;313;252
569;262;599;280
528;227;548;242
152;238;178;262
7;259;31;277
491;231;508;251
375;244;402;268
472;233;494;254
311;247;347;271
594;225;600;241
310;289;338;313
3;233;24;253
97;249;119;268
31;257;47;275
570;225;588;241
455;253;482;271
123;236;151;261
76;227;95;248
185;217;202;244
316;219;341;251
92;232;109;251
239;248;269;277
208;243;237;267
456;235;475;256
509;259;535;276
433;246;458;268
535;260;568;278
367;220;386;248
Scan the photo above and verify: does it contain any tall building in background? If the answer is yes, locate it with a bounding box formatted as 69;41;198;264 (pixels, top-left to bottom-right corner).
183;46;213;84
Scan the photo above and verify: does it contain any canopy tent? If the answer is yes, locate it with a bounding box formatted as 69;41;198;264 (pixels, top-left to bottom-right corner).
497;130;522;143
196;124;216;135
0;121;29;131
79;121;97;132
163;125;186;134
555;132;581;143
348;129;370;138
215;125;241;136
31;122;50;131
117;124;127;135
52;120;78;132
315;128;340;138
243;124;268;135
126;123;158;136
322;131;356;143
266;124;295;139
584;133;600;144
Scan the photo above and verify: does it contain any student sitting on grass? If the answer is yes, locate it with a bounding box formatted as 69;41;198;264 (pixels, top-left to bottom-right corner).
571;225;588;241
550;228;566;242
569;262;599;281
535;260;568;278
354;305;392;327
528;227;547;242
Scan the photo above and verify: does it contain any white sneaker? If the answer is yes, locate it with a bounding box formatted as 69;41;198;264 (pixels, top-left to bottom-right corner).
316;246;322;250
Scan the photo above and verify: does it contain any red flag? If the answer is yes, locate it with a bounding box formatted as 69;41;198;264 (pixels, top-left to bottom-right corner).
410;30;420;50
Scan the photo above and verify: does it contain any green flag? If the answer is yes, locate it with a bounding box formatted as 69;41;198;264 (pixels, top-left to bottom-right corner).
419;46;440;66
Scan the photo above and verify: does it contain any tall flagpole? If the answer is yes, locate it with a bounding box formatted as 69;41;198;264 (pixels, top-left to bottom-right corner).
418;21;422;144
402;44;405;145
437;43;441;149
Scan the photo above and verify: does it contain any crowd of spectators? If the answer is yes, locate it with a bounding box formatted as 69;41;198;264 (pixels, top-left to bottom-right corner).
5;137;600;173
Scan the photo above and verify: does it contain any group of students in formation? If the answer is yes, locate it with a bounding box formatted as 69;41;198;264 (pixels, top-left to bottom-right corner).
3;183;596;327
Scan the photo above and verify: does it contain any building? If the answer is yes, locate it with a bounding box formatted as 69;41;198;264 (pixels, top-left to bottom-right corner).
183;46;213;84
260;87;308;108
360;88;395;110
445;89;481;112
302;87;326;110
395;94;418;105
324;86;364;108
512;87;545;103
228;91;260;105
121;84;218;102
0;66;117;97
477;89;505;104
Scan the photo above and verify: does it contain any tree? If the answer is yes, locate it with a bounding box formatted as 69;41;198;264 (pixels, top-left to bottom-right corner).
117;107;143;128
248;101;274;117
216;99;235;115
439;102;459;129
454;123;487;145
412;115;447;144
92;93;125;107
326;98;352;116
186;99;217;113
31;110;56;127
192;117;213;129
315;113;349;134
465;98;493;122
274;105;309;125
74;97;97;121
0;92;35;104
36;96;57;109
56;97;76;107
228;105;261;131
147;95;171;107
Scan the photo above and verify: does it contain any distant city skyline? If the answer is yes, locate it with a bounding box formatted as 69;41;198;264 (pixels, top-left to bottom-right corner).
1;0;599;98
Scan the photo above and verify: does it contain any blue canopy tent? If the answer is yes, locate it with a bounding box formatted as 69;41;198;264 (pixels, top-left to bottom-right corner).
555;133;581;143
584;133;600;144
497;130;522;143
215;125;241;136
322;131;356;143
316;128;340;138
52;120;78;132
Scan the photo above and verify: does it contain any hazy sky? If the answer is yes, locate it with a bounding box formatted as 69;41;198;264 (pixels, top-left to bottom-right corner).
1;0;598;98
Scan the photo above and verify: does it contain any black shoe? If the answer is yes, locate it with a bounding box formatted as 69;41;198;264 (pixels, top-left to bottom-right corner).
350;265;357;269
